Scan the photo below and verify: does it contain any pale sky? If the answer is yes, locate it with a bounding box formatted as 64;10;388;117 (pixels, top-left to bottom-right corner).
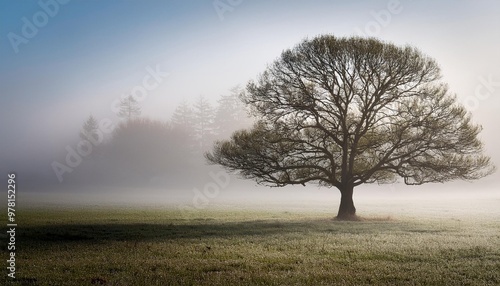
1;0;499;186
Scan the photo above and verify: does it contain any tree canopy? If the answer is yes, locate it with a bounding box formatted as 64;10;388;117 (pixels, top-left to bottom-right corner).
206;35;495;219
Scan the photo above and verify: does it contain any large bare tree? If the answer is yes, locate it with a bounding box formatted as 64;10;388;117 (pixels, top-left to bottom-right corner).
206;35;494;220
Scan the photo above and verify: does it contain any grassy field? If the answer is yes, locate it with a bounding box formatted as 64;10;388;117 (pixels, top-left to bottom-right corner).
1;204;499;285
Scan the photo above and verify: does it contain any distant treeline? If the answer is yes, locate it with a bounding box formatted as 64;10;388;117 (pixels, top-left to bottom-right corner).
71;87;252;188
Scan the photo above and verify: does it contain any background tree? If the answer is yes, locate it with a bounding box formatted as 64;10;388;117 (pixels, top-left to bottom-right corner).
214;86;252;139
207;35;495;220
80;115;99;141
118;95;141;120
193;95;215;151
171;100;195;130
171;100;196;149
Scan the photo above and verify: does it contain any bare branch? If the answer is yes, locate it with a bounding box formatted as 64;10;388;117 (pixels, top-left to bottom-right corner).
207;35;494;193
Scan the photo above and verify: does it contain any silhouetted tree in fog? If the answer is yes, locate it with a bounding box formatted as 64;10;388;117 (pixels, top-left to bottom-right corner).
172;100;195;130
193;95;215;151
207;35;495;220
80;115;99;141
118;95;141;120
214;86;252;139
171;100;196;150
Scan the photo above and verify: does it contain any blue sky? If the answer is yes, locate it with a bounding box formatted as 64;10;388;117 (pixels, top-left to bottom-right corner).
1;0;499;185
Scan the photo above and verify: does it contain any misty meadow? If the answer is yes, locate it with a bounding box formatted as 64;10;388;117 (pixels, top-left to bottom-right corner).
1;1;499;285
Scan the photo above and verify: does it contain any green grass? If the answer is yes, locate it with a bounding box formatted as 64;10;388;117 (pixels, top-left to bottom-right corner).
1;207;499;285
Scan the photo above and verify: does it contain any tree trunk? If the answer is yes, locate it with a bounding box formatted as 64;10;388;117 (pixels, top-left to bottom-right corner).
336;185;357;220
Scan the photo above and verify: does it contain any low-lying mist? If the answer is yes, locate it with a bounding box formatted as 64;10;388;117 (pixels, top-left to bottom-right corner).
18;179;500;221
4;88;498;220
